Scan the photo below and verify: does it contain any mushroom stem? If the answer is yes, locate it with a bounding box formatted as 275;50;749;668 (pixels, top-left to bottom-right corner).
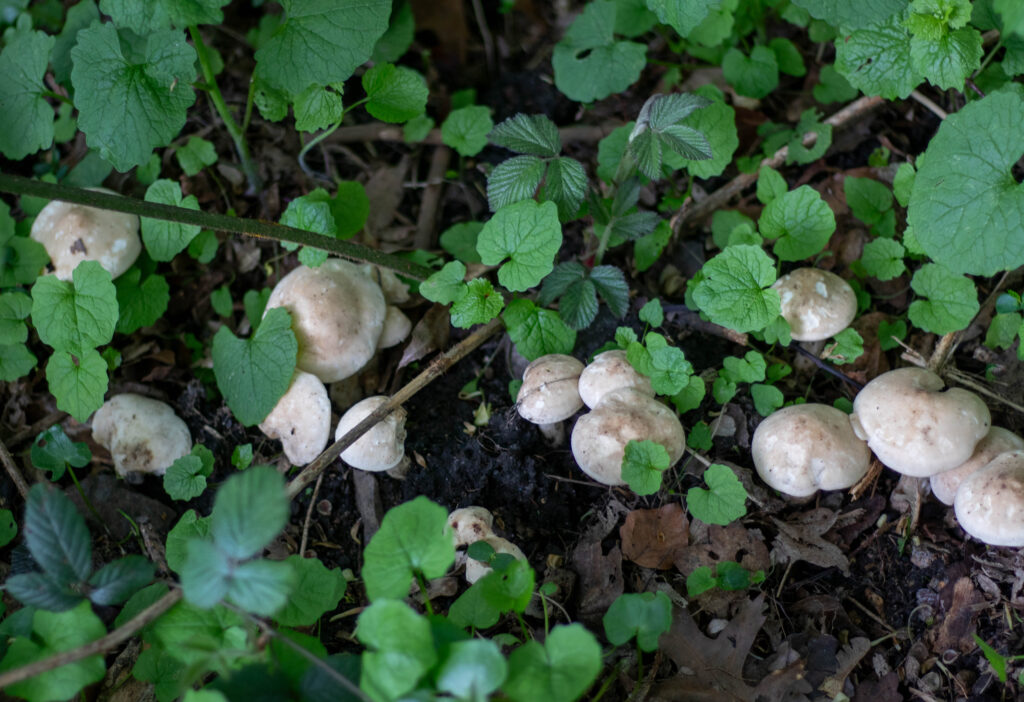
538;422;565;446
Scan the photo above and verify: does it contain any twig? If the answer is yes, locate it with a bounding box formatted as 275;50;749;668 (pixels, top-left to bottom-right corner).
299;474;323;556
0;435;29;499
909;90;948;120
326;123;618;146
0;589;183;690
414;146;451;250
6;411;69;448
926;270;1012;375
790;342;865;391
469;0;496;78
286;318;505;499
672;95;887;232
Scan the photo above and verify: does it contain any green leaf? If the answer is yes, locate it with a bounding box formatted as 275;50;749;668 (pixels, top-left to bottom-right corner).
845;176;893;226
71;23;197;171
440;222;484;264
166;510;212;573
712;376;738;404
908;89;1024;275
878;318;908;351
420;261;467;305
88;555;155;605
357;600;436;701
769;37;806;76
210;285;232;319
603;591;672;651
860;238;906;279
175;136;218;176
115;583;168;629
362;496;454;601
477;200;562;292
331;181;370;238
490;113;561;157
362;63;428;123
791;0;906;29
31;262;118;355
209;465;289;561
227;558;296;616
371;0;414;63
824;328;865;365
786;109;832;165
590;265;631;318
503;298;577;361
448;580;503;629
0;602;106;702
292;84;344;133
813;63;859;103
621;439;671;495
541;157;587;220
441;105;493;157
31;425;91;481
450;278;504;328
552;0;647;102
910;26;982;90
721;351;766;383
626;333;692;395
487;155;546;212
692;246;781;333
115;268;170;334
722;46;779;98
46;348;109;422
639;298;664;326
635;219;672;271
893;162;915;207
835;15;920;99
759;185;836;261
687;463;747;525
403;113;434;142
148;600;245;668
436;639;508;699
163;445;215;501
0;508;16;548
0;220;48;290
23;483;92;584
5;572;83;611
274;555;347;626
0;30;55;159
179;538;231;609
908;263;979;333
687;421;713;450
52;0;101;87
645;0;716;37
212;306;297;427
231;443;253;470
99;0;230;32
756;166;787;205
254;0;390;93
750;383;785;416
0;291;31;344
686;565;716;597
629;94;713;179
141;180;202;261
0;343;37;382
478;559;534;615
503;624;601;702
671;375;706;413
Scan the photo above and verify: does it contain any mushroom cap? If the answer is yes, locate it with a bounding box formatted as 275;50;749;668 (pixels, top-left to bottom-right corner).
258;371;332;466
378;305;412;349
448;506;495;547
751;403;870;497
772;268;857;342
931;427;1024;505
465;535;527;584
91;393;191;478
264;259;387;383
954;451;1024;546
516;354;585;425
570;388;686;486
31;189;141;281
850;367;991;477
578;349;655;409
335;395;407;472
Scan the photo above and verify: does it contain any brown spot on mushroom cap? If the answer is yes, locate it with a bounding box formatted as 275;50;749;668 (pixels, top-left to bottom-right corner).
264;259;387;383
772;268;857;342
570;388;685;486
930;427;1024;505
258;371;332;466
516;354;584;425
751;403;870;497
335;395;407;472
578;349;654;409
91;393;192;478
954;451;1024;546
447;506;495;547
850;367;990;477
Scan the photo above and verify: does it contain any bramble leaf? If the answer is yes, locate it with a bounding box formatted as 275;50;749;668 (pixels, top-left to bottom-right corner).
487;155;546;212
908;263;979;333
363;63;428;123
759;185;836;261
692;245;781;333
671;85;737;179
211;466;290;561
490;113;561;157
31;262;118;355
477;200;562;292
0;30;56;160
88;555;155;606
541;157;587;220
142;180;202;261
23;484;92;584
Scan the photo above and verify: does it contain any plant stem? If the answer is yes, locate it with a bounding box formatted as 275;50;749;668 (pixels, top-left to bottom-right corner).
189;26;262;193
298;98;369;180
0;173;433;280
415;572;435;616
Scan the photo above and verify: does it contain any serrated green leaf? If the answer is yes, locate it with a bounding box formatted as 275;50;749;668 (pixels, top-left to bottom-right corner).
23;483;92;584
639;298;664;326
722;46;778;98
292;84;344;133
46;349;109;422
627;334;692;395
687;463;747;525
88;555;155;605
645;0;716;37
487;155;546;211
99;0;230;32
442;105;493;157
824;327;865;365
228;558;295;616
211;465;289;561
590;265;630;318
254;0;390;93
71;23;197;171
5;572;83;611
603;591;672;651
357;600;437;701
503;298;577;360
621;439;671;495
212;306;297;427
759;185;835;261
403;113;434;142
175;136;218;176
274;554;347;626
503;624;601;702
450;278;504;328
180;538;231;609
31;261;118;355
845;176;893;226
835;15;920;98
860;238;906;279
489;113;561;156
0;30;55;160
552;1;646;102
31;424;90;481
371;0;414;63
541;157;587;220
908;263;979;333
420;261;467;305
910;26;982;90
163;445;215;501
711;210;757;249
362;63;428;123
477;200;562;292
141;180;202;261
253;75;289;122
361;496;454;601
692;245;780;333
792;0;907;29
115;268;170;334
671;375;705;413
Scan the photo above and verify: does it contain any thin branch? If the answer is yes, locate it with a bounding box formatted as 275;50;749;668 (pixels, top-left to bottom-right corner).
299;474;323;556
909;90;948;120
0;174;432;281
413;146;451;250
0;435;29;500
326;122;619;146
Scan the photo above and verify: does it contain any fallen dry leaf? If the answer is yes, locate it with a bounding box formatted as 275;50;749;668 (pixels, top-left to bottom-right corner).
571;541;624;620
772;508;850;575
399;304;451;369
932;577;982;653
620;503;688;569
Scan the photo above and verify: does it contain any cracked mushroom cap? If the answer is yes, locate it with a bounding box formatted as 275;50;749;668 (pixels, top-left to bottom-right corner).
258;371;332;466
954;451;1024;546
751;404;870;497
850;367;990;477
30;189;141;281
334;395;407;472
448;506;496;547
578;349;654;409
516;354;585;425
264;259;387;383
91;394;191;478
930;427;1024;505
465;535;528;584
772;268;857;342
570;388;685;486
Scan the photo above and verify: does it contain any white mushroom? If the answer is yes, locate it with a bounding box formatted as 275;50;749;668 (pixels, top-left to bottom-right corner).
334;395;407;472
751;403;870;497
30;189;141;281
849;367;990;477
772;268;857;342
516;354;585;443
930;427;1024;505
465;536;528;584
91;394;191;480
570;388;685;486
954;451;1024;546
448;506;496;547
258;371;332;466
264;259;389;383
578;349;654;409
